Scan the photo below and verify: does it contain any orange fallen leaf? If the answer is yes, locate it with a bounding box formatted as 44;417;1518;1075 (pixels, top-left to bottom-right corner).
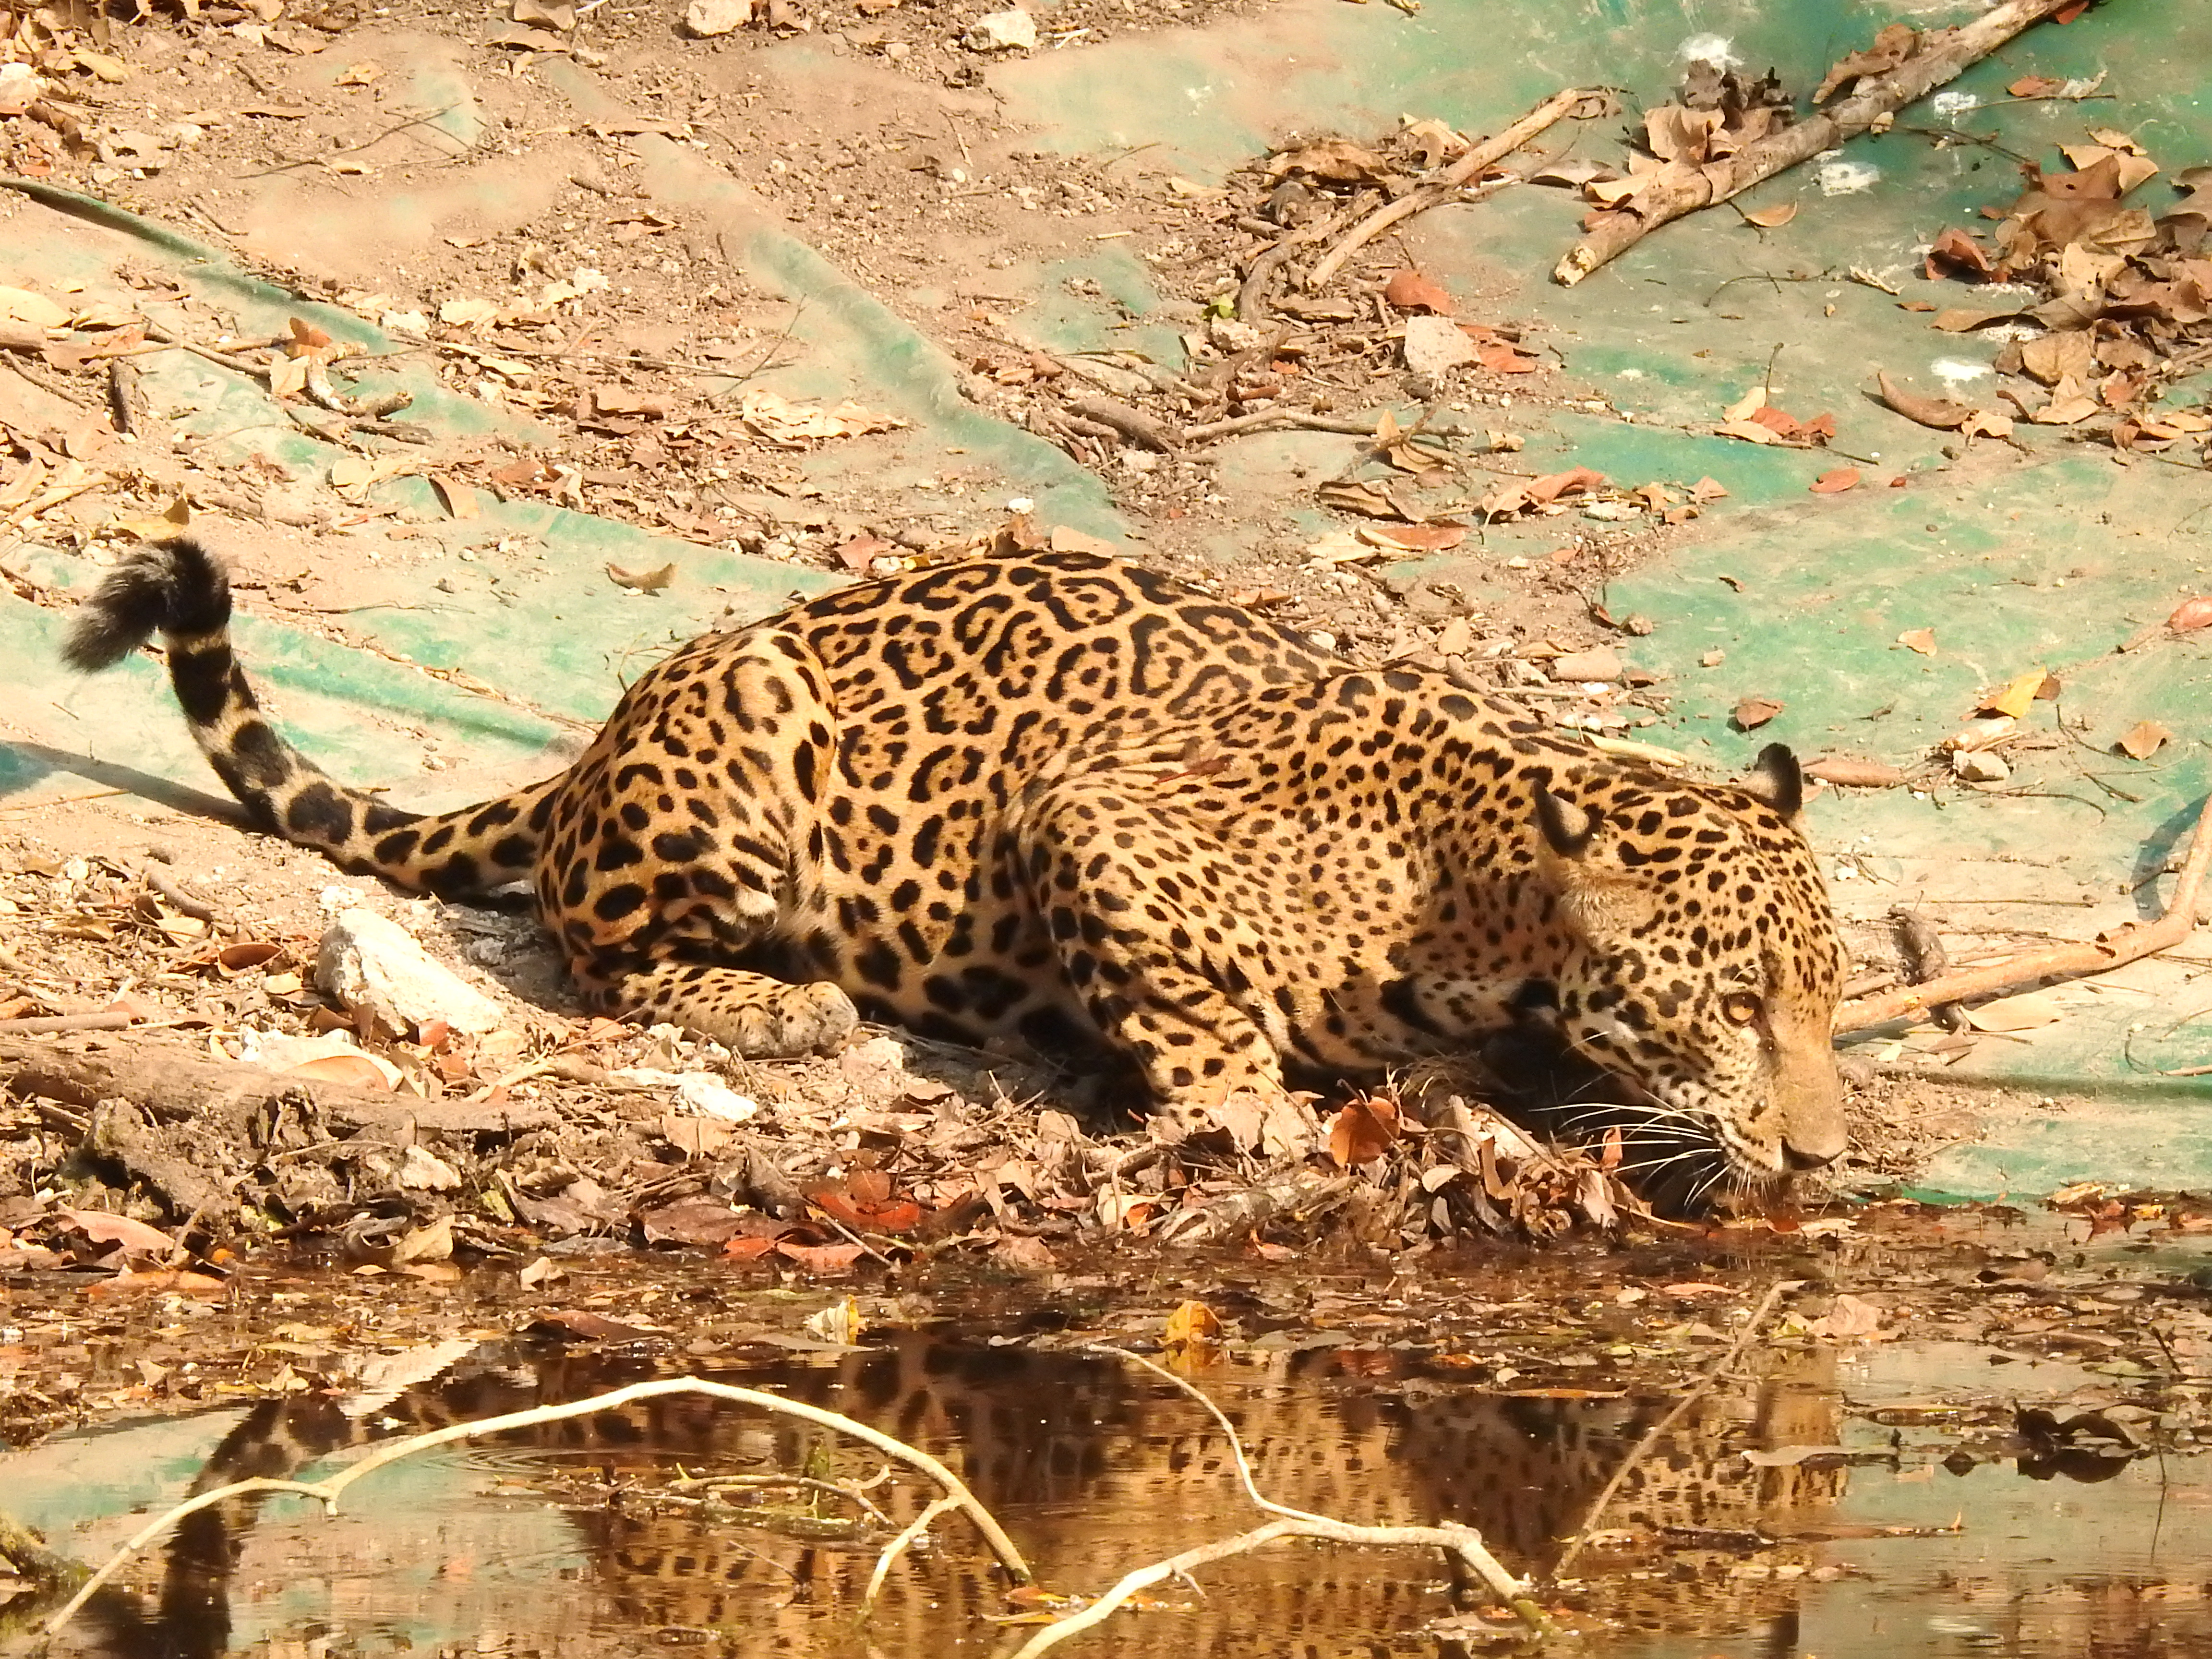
1896;627;1936;654
1740;201;1798;228
2115;719;2173;760
1733;695;1785;730
1382;268;1454;314
2007;74;2067;98
2168;596;2212;631
1328;1095;1398;1167
1810;468;1860;493
1689;476;1728;502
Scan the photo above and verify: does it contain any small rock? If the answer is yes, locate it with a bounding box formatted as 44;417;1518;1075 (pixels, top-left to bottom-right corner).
400;1145;463;1191
1401;314;1477;378
0;63;47;118
1951;749;2010;783
1548;646;1624;684
684;0;753;33
316;907;505;1037
962;6;1036;49
1207;316;1266;352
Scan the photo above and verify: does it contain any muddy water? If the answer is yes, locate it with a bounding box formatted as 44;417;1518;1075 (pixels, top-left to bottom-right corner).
6;1268;2208;1659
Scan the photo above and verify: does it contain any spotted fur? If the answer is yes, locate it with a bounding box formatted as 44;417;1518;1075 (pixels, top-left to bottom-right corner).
65;539;1847;1182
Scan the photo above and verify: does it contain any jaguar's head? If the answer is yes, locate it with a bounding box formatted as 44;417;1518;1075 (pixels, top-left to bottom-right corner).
1530;745;1846;1205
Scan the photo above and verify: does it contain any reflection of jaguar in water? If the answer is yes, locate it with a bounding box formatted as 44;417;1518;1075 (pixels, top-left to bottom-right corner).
50;1333;1852;1659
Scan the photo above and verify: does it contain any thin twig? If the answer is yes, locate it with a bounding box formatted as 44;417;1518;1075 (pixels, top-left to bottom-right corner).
43;1376;1031;1635
1308;86;1592;291
143;865;217;925
1837;792;2212;1031
1551;1278;1800;1580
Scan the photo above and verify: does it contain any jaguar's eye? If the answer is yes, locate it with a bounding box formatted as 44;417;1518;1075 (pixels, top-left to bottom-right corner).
1721;991;1763;1027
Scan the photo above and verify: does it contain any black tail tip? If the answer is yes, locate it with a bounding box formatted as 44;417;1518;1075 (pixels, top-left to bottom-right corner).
61;536;232;673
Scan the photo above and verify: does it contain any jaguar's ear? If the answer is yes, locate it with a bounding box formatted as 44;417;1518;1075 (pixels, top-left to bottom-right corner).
1534;785;1597;858
1740;743;1803;818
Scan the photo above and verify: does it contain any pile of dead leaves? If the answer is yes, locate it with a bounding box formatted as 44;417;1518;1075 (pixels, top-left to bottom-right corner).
1912;132;2212;448
1556;60;1796;231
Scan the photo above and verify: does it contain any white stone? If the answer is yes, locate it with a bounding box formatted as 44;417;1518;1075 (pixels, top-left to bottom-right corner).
0;63;46;118
685;0;753;33
1401;314;1477;377
963;7;1037;50
316;907;506;1036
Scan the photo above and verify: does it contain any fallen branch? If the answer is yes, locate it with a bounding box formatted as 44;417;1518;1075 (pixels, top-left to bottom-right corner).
1550;1278;1801;1581
999;1346;1539;1656
1063;394;1178;452
1554;0;2083;286
1836;792;2212;1032
1309;86;1594;292
44;1376;1032;1637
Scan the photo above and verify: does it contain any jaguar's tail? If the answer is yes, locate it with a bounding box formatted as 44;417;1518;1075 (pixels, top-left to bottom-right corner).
64;538;555;898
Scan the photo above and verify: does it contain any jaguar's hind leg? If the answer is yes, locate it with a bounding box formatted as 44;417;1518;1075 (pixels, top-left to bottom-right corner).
1014;782;1300;1123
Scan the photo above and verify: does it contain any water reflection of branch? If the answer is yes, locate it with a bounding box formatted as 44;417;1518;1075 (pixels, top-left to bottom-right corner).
42;1376;1032;1637
1551;1277;1803;1582
998;1346;1544;1658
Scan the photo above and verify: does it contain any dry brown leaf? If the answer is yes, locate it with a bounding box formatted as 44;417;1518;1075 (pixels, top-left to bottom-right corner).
1722;385;1768;422
1356;522;1467;553
1328;1095;1398;1167
1813;23;1918;104
2115;719;2174;759
1896;627;1937;654
1810;468;1860;493
1876;371;1974;430
606;561;675;592
283;1053;393;1090
1382;268;1455;314
1925;227;1994;281
1717;418;1779;445
1267;139;1391;184
429;474;479;519
2007;74;2068;99
1732;695;1785;730
2168;596;2212;631
1689;476;1728;502
1741;201;1799;228
1961;991;2065;1033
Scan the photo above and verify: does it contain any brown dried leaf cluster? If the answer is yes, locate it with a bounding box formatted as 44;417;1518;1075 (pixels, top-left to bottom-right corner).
1921;132;2212;445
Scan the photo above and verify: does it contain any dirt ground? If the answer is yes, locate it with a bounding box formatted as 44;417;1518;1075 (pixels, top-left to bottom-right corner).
0;0;2158;1290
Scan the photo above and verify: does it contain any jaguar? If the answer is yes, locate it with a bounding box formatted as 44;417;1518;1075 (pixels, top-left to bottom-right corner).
63;537;1847;1182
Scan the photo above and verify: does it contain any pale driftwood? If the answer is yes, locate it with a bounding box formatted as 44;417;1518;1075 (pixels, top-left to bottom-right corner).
998;1346;1540;1655
1554;0;2084;286
1835;792;2212;1033
44;1376;1033;1637
1307;87;1594;292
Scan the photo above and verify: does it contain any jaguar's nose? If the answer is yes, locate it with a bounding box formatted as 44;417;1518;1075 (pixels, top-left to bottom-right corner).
1781;1136;1841;1172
